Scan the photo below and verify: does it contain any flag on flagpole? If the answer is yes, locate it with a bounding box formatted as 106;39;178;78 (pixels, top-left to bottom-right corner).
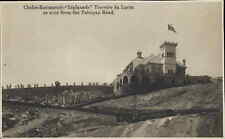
168;24;176;33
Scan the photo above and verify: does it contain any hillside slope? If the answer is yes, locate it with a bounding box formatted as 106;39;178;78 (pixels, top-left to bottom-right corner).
85;83;223;111
79;82;223;137
70;112;222;137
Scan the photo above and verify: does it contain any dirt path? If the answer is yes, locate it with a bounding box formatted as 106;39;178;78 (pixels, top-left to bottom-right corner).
3;113;49;137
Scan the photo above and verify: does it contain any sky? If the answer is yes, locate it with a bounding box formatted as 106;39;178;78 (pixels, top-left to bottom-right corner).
1;1;223;86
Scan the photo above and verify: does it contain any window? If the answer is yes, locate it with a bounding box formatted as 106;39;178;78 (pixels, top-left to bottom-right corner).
168;70;174;74
123;76;128;85
129;67;133;72
167;52;174;57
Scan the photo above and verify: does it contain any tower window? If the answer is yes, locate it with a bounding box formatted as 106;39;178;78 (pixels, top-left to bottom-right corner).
167;52;174;57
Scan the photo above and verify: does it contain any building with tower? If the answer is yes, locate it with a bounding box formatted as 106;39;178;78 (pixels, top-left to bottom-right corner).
113;25;187;95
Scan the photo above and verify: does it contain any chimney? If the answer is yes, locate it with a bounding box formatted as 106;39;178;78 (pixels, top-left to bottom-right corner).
137;51;143;58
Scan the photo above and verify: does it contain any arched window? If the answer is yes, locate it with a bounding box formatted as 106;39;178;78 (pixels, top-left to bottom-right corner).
123;76;128;85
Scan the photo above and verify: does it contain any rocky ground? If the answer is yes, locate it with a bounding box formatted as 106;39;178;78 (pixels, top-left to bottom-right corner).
2;81;223;137
72;112;222;137
2;105;116;137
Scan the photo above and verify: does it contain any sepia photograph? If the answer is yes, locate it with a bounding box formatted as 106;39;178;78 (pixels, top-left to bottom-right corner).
0;1;224;137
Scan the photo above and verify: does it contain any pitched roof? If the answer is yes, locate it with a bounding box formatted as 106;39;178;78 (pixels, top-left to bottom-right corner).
143;54;162;64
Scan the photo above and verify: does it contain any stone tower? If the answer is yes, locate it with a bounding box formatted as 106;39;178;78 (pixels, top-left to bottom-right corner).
160;24;178;74
160;41;177;74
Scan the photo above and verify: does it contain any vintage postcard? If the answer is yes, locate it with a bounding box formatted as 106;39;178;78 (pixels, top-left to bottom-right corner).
0;1;224;137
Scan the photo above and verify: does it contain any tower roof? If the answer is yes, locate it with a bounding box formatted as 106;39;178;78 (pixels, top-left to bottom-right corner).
160;41;178;48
